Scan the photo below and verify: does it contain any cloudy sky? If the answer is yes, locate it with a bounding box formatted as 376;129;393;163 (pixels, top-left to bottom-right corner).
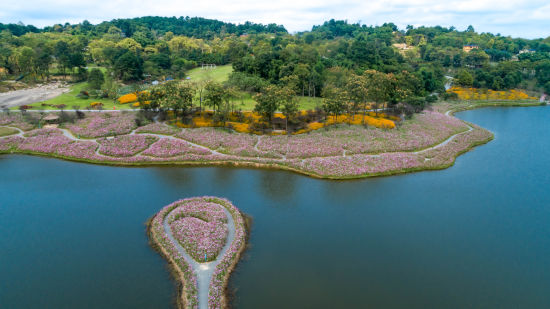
1;0;549;38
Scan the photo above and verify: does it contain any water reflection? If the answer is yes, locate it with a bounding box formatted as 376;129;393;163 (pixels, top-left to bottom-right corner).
212;166;236;186
257;170;296;204
152;166;196;188
1;107;550;308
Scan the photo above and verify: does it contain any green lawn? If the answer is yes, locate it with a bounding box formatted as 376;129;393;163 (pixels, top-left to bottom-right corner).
196;91;323;112
186;64;233;83
0;127;19;137
184;64;324;111
13;63;323;112
12;82;133;110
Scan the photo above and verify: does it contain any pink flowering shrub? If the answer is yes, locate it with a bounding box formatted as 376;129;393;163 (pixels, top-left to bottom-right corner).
98;135;157;157
166;199;229;262
142;138;210;157
135;123;181;135
19;133;73;153
150;200;200;309
149;197;246;309
0;109;493;179
0;136;24;151
65;112;136;138
207;197;246;309
23;128;64;137
0;113;35;131
56;141;98;159
176;128;262;157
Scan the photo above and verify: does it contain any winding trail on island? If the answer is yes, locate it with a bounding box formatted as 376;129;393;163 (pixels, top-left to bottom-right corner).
162;204;236;309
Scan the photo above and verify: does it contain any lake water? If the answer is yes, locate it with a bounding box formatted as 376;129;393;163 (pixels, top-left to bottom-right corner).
1;106;550;308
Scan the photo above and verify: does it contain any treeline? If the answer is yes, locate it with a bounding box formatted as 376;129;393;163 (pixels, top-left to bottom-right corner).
1;17;549;101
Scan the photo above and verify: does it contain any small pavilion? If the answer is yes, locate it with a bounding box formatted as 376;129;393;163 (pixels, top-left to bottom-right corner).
42;114;60;124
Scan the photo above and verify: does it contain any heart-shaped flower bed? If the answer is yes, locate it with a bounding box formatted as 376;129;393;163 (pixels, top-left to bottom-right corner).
149;197;247;309
167;200;229;262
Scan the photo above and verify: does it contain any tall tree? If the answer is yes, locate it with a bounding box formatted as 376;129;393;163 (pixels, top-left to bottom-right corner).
278;86;298;133
363;70;392;116
254;85;280;124
114;51;143;82
88;68;105;90
322;84;348;122
204;81;225;112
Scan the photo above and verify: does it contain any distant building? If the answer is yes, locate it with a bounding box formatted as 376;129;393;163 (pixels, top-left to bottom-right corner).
463;45;479;53
392;43;410;50
519;49;536;54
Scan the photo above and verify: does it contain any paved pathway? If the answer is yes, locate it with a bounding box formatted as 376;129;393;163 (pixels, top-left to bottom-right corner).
163;204;236;309
0;114;475;163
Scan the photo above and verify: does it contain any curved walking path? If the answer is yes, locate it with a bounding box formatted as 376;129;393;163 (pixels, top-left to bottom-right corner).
162;203;236;309
0;105;497;179
0;114;476;162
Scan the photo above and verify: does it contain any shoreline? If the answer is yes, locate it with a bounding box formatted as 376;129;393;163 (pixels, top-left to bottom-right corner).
0;101;543;180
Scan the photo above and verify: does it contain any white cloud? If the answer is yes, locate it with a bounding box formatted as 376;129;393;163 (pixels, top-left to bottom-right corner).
0;0;548;38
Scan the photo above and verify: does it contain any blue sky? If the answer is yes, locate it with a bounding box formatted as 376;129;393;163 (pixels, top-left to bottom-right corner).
1;0;549;39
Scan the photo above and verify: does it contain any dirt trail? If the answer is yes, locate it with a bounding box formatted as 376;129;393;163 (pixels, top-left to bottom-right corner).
0;83;69;109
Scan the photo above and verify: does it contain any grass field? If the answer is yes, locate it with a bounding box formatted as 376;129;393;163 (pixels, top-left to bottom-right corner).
13;82;132;110
226;94;322;111
185;64;323;111
0;127;19;137
13;64;324;111
186;64;233;83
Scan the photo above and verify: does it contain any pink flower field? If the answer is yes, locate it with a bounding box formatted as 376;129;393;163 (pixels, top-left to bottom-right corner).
98;135;158;157
0;113;36;131
135;122;180;135
166;199;229;262
149;197;247;309
142;138;211;157
0;109;493;179
65;112;136;138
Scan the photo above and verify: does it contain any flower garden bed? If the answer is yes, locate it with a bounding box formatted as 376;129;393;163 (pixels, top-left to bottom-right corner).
65;112;136;138
0;113;36;131
148;197;247;309
98;135;158;157
0;106;498;179
142;138;211;157
135;122;180;135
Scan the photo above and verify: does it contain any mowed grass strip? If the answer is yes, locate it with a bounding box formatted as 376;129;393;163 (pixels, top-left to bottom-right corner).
0;127;19;136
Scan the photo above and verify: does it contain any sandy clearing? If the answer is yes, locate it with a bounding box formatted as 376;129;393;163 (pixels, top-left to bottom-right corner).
0;83;69;108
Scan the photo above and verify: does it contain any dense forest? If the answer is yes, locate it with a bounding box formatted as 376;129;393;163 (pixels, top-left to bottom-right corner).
1;17;549;114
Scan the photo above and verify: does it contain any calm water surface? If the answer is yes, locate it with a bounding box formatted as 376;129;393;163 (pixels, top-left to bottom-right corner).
1;106;549;308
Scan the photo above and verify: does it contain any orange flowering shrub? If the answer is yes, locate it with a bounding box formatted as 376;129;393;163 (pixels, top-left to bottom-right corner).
90;102;103;107
173;110;395;134
447;86;536;100
308;122;324;130
118;93;138;104
117;91;149;104
325;114;396;129
228;122;250;133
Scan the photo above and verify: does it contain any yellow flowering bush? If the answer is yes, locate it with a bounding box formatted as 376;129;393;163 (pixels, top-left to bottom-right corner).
117;91;150;104
172;110;395;134
118;93;138;104
447;86;536;100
